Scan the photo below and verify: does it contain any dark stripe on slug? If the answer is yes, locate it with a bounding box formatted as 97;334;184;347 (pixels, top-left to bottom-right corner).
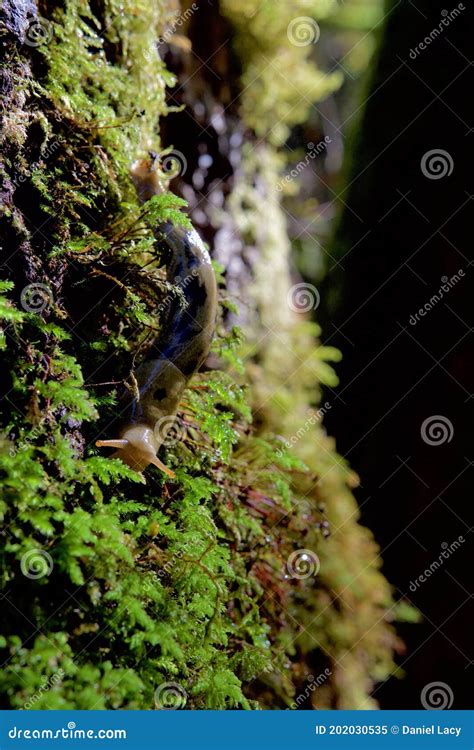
124;220;217;426
148;223;216;378
157;279;210;376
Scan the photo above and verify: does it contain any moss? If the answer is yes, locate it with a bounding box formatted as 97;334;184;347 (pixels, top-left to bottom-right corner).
220;0;343;145
217;140;407;710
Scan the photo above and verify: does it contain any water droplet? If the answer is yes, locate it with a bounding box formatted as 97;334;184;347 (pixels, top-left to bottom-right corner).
198;154;213;169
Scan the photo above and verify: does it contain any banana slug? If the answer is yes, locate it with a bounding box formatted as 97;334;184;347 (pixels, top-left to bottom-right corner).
96;154;217;478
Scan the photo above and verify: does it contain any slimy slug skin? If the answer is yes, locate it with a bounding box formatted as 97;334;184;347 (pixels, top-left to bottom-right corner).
96;155;218;479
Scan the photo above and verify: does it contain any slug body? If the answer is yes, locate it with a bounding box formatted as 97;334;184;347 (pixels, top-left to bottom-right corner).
96;156;217;478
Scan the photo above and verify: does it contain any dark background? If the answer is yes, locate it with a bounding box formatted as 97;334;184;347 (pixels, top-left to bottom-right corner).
320;0;473;708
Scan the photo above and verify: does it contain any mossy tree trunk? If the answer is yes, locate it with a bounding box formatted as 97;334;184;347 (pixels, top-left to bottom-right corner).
1;0;410;710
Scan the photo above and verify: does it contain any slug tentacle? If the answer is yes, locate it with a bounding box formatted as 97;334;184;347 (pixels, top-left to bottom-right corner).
95;439;129;449
96;154;218;479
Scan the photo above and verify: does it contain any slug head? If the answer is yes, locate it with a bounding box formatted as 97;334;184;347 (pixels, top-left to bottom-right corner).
96;424;175;479
130;152;166;202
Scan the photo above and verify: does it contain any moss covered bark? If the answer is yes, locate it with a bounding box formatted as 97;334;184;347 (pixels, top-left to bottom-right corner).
1;0;412;710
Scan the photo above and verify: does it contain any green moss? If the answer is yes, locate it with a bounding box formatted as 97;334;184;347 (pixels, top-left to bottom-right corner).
221;0;343;145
